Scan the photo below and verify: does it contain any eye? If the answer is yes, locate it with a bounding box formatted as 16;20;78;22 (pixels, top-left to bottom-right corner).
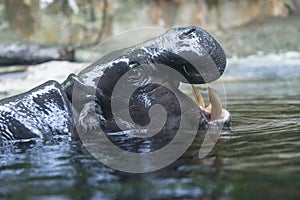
129;61;139;68
130;67;142;78
128;61;141;77
128;62;145;83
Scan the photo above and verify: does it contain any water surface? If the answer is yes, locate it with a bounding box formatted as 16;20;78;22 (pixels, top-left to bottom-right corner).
0;78;299;199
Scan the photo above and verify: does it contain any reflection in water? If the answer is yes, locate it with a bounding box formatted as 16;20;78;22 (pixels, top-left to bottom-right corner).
0;79;299;199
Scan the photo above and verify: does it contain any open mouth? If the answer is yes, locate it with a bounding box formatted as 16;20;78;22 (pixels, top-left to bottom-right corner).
191;85;231;129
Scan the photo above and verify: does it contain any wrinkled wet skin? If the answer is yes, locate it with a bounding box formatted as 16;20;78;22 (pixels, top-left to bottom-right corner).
0;26;230;146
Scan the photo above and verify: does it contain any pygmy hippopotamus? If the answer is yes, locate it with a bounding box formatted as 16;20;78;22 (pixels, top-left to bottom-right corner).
0;26;231;144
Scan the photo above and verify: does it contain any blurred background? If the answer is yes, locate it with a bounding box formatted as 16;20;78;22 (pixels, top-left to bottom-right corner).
0;0;300;56
1;2;300;200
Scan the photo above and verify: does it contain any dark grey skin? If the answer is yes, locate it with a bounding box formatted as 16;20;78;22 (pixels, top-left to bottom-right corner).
0;26;230;144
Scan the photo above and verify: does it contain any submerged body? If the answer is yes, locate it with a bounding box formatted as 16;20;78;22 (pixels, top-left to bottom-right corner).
0;26;230;144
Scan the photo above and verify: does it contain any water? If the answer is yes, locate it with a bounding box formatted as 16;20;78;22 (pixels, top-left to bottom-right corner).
0;78;299;199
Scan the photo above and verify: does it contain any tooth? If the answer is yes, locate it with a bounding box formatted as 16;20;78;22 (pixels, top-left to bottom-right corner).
206;104;211;111
208;87;222;120
191;85;205;108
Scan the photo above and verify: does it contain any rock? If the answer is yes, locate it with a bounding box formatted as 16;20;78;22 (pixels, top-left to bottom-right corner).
0;44;75;66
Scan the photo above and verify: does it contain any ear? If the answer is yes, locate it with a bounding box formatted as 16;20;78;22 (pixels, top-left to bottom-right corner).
77;101;103;134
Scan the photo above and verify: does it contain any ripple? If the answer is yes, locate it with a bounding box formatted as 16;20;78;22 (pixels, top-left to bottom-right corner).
214;82;300;175
0;79;299;199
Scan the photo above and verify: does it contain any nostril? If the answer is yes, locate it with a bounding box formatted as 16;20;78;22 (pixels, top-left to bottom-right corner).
184;28;196;35
179;28;196;40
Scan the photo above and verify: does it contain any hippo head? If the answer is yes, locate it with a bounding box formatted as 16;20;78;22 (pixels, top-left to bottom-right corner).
142;26;227;84
66;26;230;135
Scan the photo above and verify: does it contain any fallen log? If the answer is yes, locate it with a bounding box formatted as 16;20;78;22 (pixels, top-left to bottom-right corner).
0;65;28;75
0;44;75;66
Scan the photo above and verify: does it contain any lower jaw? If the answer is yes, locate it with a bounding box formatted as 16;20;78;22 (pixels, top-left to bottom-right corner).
199;109;231;130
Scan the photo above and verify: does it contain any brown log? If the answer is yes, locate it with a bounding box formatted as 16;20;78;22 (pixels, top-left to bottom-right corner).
0;44;75;66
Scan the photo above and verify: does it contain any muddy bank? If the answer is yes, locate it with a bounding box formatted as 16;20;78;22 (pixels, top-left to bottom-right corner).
0;61;85;99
